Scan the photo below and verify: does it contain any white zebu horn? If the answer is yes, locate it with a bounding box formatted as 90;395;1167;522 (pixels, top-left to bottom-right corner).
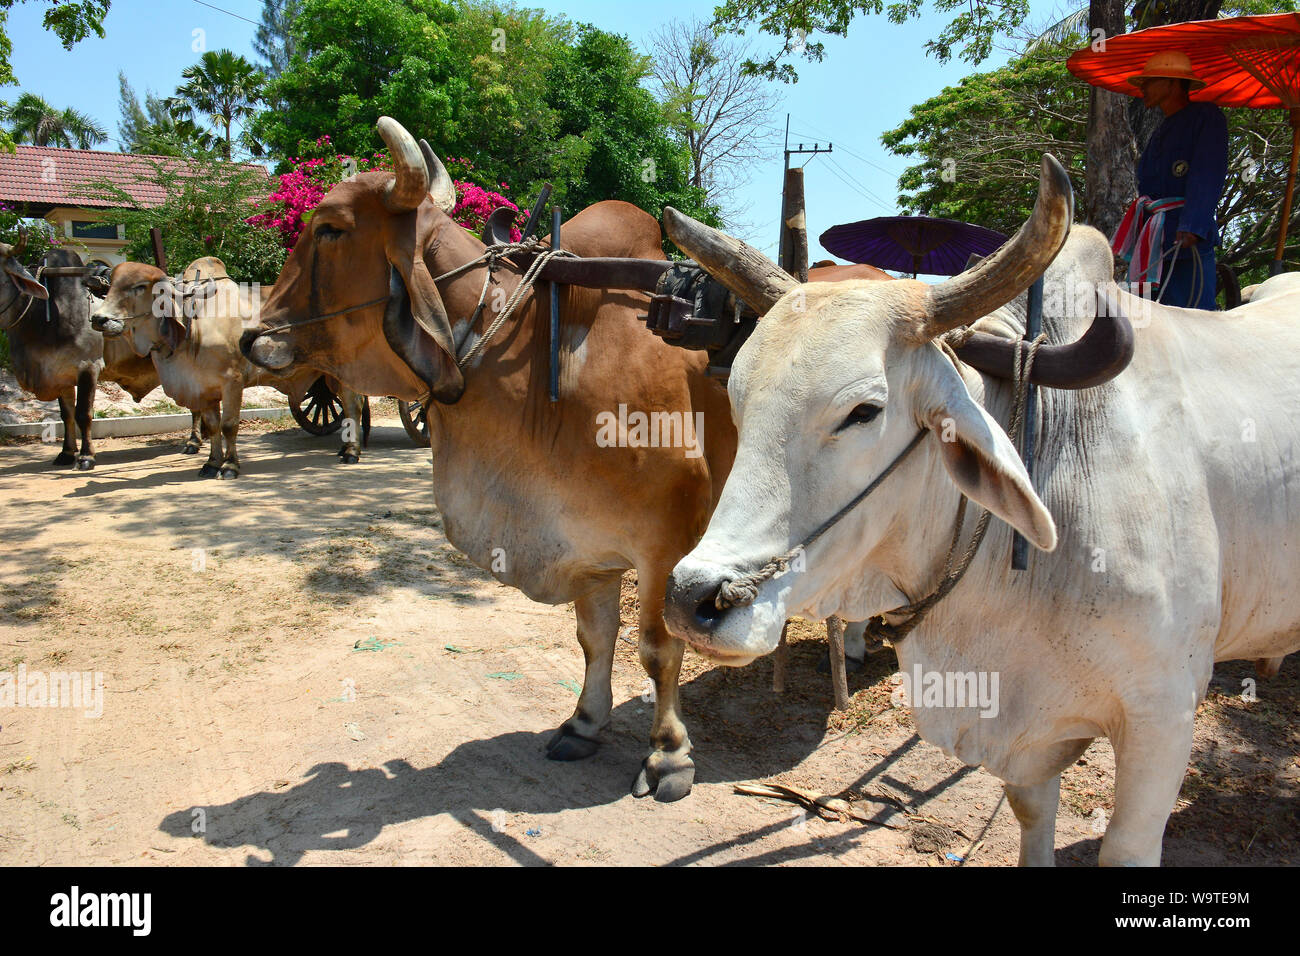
662;206;799;315
376;116;430;213
924;154;1074;338
418;139;457;215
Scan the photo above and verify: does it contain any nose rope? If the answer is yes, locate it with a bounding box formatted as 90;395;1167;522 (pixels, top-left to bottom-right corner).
714;428;928;610
714;331;1048;650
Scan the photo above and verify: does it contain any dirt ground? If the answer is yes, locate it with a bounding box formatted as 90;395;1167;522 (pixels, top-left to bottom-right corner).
1;416;1296;866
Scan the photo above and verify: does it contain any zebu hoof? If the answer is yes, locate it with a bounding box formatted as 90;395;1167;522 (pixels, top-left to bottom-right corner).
53;451;76;466
631;751;695;803
75;456;95;471
198;463;221;479
181;442;200;455
218;466;239;480
544;724;600;761
338;451;360;464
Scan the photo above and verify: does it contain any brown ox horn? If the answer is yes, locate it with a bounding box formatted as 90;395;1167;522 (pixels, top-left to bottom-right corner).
924;155;1073;338
13;224;27;260
376;116;429;213
662;206;799;314
954;290;1135;389
418;139;457;215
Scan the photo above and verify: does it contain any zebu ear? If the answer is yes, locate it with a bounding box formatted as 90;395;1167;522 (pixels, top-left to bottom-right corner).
3;259;48;299
382;215;465;404
920;358;1057;551
153;279;189;352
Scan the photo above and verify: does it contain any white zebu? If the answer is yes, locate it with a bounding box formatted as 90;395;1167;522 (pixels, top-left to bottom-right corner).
662;158;1300;866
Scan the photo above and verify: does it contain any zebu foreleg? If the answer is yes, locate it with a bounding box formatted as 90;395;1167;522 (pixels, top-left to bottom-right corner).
218;377;244;479
182;410;204;454
1100;708;1196;866
631;564;694;802
197;404;222;478
53;389;77;466
1005;777;1062;867
545;577;620;761
74;368;96;470
338;389;365;464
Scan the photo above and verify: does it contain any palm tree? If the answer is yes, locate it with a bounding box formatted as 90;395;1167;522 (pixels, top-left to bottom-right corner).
168;50;264;161
1;92;107;149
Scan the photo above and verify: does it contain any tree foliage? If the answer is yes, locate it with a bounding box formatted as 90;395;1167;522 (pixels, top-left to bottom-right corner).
0;1;111;150
710;0;1031;81
253;0;301;79
167;50;266;161
252;0;717;225
648;17;780;225
1;90;106;147
881;32;1299;282
76;156;286;284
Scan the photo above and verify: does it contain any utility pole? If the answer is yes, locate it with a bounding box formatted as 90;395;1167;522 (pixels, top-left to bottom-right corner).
778;114;832;281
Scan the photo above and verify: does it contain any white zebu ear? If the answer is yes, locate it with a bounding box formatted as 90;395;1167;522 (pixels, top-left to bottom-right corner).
921;360;1057;552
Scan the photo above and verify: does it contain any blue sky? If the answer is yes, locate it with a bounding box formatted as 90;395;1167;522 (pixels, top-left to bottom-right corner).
7;0;1079;261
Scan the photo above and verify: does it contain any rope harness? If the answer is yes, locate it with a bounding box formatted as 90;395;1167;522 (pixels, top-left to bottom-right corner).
1;263;102;329
713;329;1048;647
251;236;576;379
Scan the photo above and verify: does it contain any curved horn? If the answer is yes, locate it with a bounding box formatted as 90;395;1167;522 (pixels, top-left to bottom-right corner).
662;206;798;314
924;154;1074;338
13;224;27;260
418;139;457;215
954;290;1134;389
376;116;429;213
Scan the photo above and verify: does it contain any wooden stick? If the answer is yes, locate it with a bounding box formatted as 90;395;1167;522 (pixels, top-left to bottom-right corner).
825;615;850;710
772;622;789;693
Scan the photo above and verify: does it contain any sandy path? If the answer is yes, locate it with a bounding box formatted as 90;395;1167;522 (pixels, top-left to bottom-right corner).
0;420;1295;866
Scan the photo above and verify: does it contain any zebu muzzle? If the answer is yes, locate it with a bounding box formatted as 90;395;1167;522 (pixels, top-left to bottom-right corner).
91;313;125;337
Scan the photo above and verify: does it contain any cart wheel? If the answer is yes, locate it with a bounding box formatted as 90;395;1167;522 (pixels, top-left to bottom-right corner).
1217;262;1241;310
398;398;430;447
290;376;345;435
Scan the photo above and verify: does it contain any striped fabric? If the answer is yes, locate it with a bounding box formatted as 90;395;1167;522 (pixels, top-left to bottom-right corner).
1111;195;1186;287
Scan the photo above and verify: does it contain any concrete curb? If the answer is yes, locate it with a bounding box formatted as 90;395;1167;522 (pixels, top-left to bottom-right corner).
0;406;292;439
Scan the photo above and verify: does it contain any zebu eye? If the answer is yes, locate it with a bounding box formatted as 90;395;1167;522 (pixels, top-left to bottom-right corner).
838;403;881;432
315;224;344;239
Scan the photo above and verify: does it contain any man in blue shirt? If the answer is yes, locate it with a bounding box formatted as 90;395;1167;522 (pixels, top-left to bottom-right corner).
1128;51;1228;310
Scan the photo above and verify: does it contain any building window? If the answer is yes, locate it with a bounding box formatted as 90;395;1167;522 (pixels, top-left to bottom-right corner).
70;220;119;240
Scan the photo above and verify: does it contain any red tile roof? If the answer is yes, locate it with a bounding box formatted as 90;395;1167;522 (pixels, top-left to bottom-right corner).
0;145;269;212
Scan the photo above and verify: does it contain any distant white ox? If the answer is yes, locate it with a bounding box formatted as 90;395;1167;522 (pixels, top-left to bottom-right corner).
662;156;1300;866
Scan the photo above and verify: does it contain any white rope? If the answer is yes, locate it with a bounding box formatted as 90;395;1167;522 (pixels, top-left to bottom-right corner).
453;240;576;369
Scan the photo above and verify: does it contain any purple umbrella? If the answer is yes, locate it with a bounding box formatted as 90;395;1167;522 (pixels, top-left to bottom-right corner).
820;215;1009;278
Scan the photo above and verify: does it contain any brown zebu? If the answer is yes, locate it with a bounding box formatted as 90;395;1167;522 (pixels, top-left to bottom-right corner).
92;257;369;477
0;242;200;469
242;117;738;799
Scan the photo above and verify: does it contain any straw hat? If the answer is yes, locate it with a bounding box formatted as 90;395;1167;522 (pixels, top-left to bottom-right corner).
1127;51;1207;90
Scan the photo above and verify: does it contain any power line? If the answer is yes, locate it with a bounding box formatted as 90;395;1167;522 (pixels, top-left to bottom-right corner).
191;0;259;27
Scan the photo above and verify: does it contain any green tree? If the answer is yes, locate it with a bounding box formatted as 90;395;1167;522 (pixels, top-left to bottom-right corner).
252;0;717;225
77;155;286;284
710;0;1031;80
253;0;301;79
545;25;715;222
880;35;1297;283
1;90;106;147
168;49;265;161
117;72;213;156
0;1;111;151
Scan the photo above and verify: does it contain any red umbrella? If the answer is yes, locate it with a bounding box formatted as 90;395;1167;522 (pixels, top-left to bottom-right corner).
1067;12;1300;270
